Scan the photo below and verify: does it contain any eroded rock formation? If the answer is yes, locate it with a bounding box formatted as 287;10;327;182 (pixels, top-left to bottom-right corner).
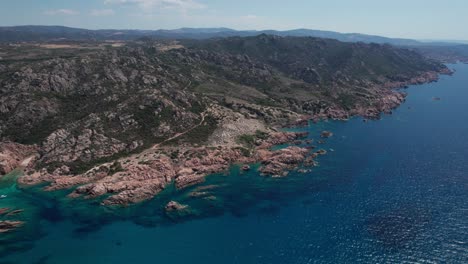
19;132;314;205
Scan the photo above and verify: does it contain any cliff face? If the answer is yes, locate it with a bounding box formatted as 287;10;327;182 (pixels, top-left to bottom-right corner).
0;35;449;180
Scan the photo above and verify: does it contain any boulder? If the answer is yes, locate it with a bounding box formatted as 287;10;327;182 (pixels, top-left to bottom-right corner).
165;201;188;211
321;131;333;138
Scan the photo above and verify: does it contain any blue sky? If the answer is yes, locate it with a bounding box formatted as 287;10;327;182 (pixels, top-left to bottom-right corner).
0;0;466;40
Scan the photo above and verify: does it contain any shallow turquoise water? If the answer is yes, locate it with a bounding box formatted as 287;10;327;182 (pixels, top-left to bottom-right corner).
1;64;468;263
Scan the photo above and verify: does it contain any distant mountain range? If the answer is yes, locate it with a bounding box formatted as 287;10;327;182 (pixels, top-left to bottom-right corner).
0;25;449;45
1;25;467;62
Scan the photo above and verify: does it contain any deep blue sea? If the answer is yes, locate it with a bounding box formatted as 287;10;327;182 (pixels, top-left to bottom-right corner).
1;64;467;263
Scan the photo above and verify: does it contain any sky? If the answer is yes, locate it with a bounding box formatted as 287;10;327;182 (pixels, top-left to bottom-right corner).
0;0;467;41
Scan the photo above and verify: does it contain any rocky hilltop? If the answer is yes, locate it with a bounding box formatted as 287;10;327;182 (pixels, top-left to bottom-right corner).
0;35;451;205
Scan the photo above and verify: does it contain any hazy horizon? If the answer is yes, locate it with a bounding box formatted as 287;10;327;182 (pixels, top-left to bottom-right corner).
2;24;468;44
1;0;467;41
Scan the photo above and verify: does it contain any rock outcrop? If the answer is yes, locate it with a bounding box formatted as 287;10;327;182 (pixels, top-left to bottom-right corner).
41;128;127;164
0;142;37;175
164;201;196;220
18;132;316;205
321;131;333;138
258;146;309;177
165;201;188;211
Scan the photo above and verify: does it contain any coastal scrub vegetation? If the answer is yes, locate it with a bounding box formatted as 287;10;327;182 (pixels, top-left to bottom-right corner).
0;36;447;173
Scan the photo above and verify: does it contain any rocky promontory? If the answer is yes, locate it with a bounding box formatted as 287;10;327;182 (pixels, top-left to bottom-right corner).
19;131;314;205
1;36;452;207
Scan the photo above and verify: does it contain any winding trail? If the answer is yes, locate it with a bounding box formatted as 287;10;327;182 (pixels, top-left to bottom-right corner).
149;80;201;149
151;112;206;149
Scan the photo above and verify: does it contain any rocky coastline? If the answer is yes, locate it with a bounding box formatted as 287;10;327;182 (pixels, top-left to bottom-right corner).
0;37;454;214
18;131;312;206
287;68;453;126
0;67;452;207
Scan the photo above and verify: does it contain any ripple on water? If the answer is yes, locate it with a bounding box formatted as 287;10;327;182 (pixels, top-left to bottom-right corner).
365;207;432;248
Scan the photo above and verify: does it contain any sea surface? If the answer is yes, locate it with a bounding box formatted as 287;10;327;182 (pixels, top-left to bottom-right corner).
1;64;467;263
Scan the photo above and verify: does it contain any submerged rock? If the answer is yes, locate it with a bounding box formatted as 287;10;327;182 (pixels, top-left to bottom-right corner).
164;201;196;220
0;220;24;233
321;131;333;138
203;195;218;201
189;191;210;198
165;201;188;212
0;208;11;215
6;209;24;216
315;149;328;155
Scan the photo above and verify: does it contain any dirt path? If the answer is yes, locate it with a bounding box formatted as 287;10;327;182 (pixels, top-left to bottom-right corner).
19;155;35;168
151;112;206;149
149;80;196;149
